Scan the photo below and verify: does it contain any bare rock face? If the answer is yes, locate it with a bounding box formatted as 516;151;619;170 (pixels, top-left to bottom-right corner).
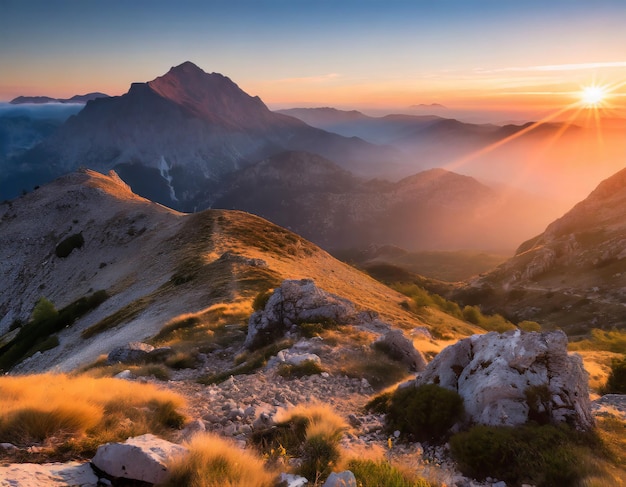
245;279;357;349
91;434;187;484
0;462;98;487
415;330;594;430
106;342;154;364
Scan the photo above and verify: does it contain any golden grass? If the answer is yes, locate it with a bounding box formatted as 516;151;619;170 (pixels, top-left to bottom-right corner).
0;373;186;459
160;433;275;487
275;403;347;441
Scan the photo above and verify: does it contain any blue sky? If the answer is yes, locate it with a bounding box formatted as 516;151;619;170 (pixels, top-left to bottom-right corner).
2;0;626;115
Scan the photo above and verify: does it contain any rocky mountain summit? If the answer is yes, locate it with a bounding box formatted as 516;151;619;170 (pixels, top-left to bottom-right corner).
2;62;399;208
456;166;626;332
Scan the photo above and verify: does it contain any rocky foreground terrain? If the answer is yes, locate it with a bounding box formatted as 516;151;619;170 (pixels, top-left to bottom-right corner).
0;169;624;486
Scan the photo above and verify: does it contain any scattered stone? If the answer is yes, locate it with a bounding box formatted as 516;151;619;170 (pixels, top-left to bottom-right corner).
180;418;206;441
107;342;154;365
414;330;594;430
113;369;133;380
278;472;309;486
323;470;357;487
0;442;18;450
0;462;98;487
91;434;187;484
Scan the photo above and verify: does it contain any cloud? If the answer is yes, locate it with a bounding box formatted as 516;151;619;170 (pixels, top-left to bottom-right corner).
476;61;626;73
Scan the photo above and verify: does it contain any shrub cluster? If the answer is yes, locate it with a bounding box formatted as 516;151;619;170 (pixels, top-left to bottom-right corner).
0;292;109;371
346;459;433;487
251;404;346;483
386;384;464;442
603;356;626;394
450;424;598;487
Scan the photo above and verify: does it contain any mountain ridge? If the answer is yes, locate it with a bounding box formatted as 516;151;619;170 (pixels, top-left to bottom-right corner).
454;166;626;332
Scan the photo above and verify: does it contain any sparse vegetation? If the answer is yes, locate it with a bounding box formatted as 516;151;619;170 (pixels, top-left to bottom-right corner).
0;374;185;460
198;339;293;385
569;329;626;354
252;289;273;311
251;404;346;483
160;433;275;487
81;295;152;339
277;359;324;378
335;349;410;390
386;384;464;442
0;292;109;371
450;423;606;487
462;304;516;332
347;459;433;487
602;356;626;394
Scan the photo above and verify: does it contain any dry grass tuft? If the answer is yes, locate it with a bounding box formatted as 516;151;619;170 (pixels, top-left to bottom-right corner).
274;403;347;442
160;433;275;487
0;373;186;460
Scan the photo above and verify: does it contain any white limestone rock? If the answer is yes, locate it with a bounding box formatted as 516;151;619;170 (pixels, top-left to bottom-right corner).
91;434;187;484
415;330;594;430
0;462;98;487
245;279;357;349
323;470;357;487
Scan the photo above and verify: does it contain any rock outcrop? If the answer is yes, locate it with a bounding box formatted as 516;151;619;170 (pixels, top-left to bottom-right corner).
91;434;187;484
414;330;594;430
245;279;357;349
374;329;427;372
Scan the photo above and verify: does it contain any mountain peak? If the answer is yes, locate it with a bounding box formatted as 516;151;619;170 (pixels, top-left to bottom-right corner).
146;62;271;128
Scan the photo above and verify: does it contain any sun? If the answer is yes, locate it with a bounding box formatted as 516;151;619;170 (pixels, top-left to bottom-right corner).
580;85;606;107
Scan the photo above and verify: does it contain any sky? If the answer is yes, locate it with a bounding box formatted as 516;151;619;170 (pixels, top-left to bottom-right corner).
2;0;626;119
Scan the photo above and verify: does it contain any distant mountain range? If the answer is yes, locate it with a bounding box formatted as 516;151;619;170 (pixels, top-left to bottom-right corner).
9;93;109;104
1;62;400;209
454;167;626;333
214;151;553;251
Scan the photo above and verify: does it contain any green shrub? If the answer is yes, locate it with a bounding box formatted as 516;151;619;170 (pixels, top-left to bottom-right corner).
250;404;346;483
298;434;340;483
364;391;393;414
603;357;626;394
347;459;432;487
55;233;84;258
386;384;464;442
32;297;58;323
450;424;598;487
252;289;273;311
518;320;542;332
569;329;626;353
277;360;324;378
0;292;108;371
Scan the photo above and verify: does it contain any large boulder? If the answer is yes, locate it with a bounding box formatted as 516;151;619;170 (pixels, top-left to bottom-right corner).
0;462;98;487
107;342;154;364
245;279;357;349
414;330;594;430
91;434;187;484
374;329;427;371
